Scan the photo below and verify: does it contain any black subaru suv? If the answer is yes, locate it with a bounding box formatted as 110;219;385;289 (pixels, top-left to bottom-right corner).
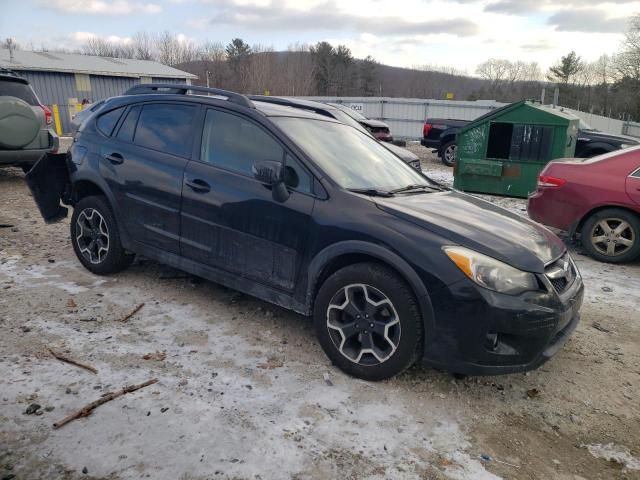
27;84;584;381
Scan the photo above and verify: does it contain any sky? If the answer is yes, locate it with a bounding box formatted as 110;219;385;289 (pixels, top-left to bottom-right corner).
0;0;638;72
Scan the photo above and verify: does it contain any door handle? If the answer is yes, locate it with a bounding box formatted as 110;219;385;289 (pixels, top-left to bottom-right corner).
105;152;124;164
185;179;211;193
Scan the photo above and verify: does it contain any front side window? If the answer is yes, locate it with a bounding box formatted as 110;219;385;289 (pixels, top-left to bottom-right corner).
200;109;284;176
274;117;426;191
134;103;196;157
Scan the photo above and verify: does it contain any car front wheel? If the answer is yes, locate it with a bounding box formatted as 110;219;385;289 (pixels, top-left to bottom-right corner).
70;195;134;274
580;208;640;263
314;262;423;381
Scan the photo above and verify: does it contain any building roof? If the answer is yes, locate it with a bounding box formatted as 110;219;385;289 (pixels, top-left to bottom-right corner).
0;49;197;79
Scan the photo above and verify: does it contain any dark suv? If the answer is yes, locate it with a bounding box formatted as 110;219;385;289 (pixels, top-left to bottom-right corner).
28;84;584;381
0;69;58;169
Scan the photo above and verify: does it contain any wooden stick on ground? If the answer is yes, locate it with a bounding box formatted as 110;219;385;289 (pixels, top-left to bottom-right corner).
48;348;98;374
53;378;158;429
120;303;145;322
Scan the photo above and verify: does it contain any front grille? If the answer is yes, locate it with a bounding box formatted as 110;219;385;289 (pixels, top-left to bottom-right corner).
545;253;576;294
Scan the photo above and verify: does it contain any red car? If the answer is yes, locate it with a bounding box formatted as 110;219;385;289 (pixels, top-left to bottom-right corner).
528;146;640;263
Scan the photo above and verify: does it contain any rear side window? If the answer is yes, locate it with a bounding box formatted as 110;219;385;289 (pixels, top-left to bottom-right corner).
200;108;283;176
116;106;141;142
134;103;196;157
632;168;640;178
0;80;39;105
96;107;125;136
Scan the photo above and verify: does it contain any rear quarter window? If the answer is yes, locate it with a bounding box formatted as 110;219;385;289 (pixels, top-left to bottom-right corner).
96;107;126;136
0;80;39;105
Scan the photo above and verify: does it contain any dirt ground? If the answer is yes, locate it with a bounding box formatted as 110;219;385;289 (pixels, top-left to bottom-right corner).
1;144;639;480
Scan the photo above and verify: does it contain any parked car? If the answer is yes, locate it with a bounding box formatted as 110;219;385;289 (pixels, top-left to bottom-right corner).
421;117;639;167
528;146;640;263
327;102;393;142
248;96;421;171
420;118;469;167
27;84;583;381
0;68;58;170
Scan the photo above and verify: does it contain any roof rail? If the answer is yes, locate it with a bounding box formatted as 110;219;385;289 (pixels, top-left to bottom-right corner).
124;83;255;109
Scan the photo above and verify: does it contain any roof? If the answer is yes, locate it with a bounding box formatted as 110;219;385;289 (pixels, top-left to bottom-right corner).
459;100;579;134
0;49;197;79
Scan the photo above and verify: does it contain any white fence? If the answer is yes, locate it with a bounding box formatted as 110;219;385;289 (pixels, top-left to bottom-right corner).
299;96;640;140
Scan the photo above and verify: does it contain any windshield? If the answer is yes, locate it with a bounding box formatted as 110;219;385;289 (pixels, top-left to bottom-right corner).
274;117;427;191
329;109;371;135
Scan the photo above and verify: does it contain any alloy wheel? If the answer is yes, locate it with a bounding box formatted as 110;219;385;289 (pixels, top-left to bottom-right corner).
590;217;635;257
326;284;401;366
75;208;110;264
444;144;457;164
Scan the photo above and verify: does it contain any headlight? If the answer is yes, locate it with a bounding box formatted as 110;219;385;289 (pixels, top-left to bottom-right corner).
443;246;539;295
621;143;635;149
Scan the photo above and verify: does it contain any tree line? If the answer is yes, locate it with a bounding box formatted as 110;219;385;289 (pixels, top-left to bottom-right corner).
3;15;640;120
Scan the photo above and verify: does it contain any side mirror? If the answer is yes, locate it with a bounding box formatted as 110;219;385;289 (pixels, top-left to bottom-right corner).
252;160;289;202
252;160;282;185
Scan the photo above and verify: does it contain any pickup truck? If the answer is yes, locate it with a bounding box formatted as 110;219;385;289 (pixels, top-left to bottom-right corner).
421;117;639;167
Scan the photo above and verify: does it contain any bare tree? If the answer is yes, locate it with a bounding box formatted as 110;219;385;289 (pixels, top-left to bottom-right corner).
475;59;510;92
131;32;155;61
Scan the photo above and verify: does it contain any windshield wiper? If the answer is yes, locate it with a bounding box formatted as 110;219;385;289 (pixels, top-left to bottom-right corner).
390;184;441;194
347;188;394;197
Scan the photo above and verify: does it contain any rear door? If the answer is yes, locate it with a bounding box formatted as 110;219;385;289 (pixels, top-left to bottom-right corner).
97;101;197;254
180;107;315;291
626;166;640;206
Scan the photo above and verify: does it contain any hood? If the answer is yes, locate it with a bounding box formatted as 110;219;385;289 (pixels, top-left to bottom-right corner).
360;119;389;129
384;143;419;162
375;191;565;273
579;129;640;146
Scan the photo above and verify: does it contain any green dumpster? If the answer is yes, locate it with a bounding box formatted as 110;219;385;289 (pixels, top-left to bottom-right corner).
453;101;579;198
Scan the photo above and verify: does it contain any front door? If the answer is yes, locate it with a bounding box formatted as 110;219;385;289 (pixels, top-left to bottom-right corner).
98;102;197;254
180;108;315;291
626;165;640;206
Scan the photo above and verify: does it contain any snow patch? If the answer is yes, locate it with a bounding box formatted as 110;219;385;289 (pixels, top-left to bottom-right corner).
584;443;640;471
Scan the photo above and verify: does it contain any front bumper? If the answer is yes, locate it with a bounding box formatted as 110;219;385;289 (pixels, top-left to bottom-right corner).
422;266;584;376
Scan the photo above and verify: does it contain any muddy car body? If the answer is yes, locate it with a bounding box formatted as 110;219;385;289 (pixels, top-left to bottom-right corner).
28;85;584;380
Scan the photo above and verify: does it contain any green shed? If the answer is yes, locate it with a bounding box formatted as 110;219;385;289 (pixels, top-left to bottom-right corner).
453;101;579;198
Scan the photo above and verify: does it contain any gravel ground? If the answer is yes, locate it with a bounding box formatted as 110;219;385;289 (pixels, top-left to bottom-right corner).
1;144;639;480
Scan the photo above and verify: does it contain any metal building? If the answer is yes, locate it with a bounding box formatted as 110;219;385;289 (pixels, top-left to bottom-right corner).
0;49;197;134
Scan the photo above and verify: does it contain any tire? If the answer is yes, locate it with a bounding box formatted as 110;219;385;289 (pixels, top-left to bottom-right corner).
313;262;423;381
0;96;40;149
440;140;457;167
70;195;134;275
580;208;640;263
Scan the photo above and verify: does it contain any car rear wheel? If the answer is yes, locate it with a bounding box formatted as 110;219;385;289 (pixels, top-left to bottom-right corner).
440;140;457;167
313;262;423;381
580;209;640;263
70;196;134;274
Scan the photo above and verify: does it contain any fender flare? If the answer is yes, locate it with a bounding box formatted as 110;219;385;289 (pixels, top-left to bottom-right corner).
71;172;132;247
305;240;435;338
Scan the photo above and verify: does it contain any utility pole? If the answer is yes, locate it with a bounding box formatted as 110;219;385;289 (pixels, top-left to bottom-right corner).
205;70;210;88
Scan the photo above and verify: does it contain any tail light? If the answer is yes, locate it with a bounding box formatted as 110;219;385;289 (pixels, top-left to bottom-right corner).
40;104;52;125
423;123;433;138
538;175;566;188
